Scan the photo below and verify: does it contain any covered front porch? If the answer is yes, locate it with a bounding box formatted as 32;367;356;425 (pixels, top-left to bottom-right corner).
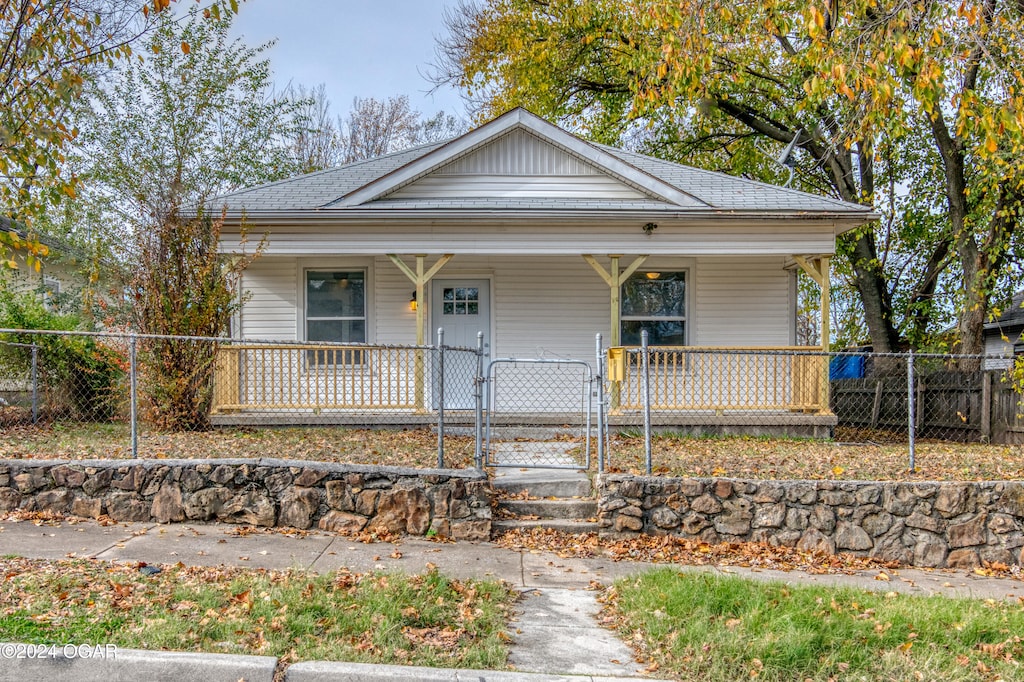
209;110;866;439
209;337;835;438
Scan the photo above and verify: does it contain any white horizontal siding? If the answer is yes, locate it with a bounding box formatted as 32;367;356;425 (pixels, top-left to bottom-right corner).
375;255;608;361
693;256;792;346
389;174;647;199
240;255;797;357
240;258;297;340
222;222;837;257
375;255;420;345
489;256;607;360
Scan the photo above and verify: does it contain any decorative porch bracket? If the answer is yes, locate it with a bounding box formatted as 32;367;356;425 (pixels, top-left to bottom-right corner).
583;254;648;410
387;253;454;410
582;254;648;347
793;255;831;414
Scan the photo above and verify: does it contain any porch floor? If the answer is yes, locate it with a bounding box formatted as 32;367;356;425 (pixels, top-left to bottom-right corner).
210;410;837;439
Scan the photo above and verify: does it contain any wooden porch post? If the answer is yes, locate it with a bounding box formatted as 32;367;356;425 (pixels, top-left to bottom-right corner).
793;255;831;413
387;253;454;409
583;254;649;346
820;255;831;413
584;254;648;409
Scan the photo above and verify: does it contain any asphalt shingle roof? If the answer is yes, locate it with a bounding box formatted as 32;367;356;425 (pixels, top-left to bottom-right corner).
212;141;447;211
211;111;872;218
596;145;865;213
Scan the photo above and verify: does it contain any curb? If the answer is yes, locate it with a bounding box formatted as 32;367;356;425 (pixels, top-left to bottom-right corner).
285;660;643;680
0;643;277;681
0;644;649;682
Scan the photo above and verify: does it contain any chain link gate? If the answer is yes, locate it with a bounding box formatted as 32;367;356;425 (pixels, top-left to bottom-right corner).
483;358;594;469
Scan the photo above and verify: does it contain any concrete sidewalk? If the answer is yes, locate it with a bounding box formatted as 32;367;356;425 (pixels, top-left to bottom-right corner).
1;517;1022;681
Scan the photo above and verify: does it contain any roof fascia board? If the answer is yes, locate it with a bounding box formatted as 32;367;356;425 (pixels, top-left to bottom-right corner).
332;108;710;209
219;209;874;230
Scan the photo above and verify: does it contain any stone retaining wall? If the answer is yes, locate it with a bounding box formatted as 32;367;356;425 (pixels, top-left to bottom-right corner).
597;475;1024;569
0;459;491;540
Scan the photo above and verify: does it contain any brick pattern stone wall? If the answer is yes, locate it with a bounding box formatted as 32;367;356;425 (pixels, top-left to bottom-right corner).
597;475;1024;569
0;459;491;541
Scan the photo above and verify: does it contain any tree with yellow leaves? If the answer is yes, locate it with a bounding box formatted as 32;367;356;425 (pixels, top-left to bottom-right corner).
434;0;1024;355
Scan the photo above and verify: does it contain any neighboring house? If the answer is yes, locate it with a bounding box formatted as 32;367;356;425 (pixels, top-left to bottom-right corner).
0;215;107;309
984;291;1024;370
211;108;876;434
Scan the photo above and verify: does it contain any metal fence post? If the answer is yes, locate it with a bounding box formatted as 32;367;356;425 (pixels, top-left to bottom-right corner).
595;333;605;473
437;327;445;469
129;333;138;459
474;331;484;470
30;343;38;425
907;350;915;471
641;329;652;475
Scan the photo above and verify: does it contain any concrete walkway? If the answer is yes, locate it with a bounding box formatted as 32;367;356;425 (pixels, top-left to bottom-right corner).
2;517;1023;681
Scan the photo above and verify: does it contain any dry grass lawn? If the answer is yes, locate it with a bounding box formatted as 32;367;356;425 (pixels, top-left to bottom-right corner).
0;421;1022;481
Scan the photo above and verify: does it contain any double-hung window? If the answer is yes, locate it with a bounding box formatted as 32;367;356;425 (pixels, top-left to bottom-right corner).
620;271;686;346
305;270;366;365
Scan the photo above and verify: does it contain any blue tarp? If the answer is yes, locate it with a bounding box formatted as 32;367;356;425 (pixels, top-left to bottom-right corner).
830;355;865;380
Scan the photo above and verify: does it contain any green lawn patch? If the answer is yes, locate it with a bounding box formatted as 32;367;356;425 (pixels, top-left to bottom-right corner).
605;568;1024;681
0;558;515;670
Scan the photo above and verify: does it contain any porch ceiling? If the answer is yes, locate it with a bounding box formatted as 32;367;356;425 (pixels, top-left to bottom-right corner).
219;219;842;257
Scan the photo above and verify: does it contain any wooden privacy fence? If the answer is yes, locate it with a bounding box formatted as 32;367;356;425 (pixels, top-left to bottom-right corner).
831;370;1024;444
611;347;828;413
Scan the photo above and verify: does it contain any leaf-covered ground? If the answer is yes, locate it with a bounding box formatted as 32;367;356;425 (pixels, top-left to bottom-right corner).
1;422;1022;481
608;435;1024;481
0;557;515;676
0;423;475;469
494;528;1024;582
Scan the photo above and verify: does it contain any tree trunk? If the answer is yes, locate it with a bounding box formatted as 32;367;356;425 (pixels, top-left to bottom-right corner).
847;231;901;352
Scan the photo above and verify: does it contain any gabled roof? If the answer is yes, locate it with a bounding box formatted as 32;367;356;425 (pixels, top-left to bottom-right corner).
0;215;87;263
212;108;876;224
985;291;1024;332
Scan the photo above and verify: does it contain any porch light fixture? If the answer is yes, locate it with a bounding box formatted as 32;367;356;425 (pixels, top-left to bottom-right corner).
409;291;417;312
642;222;658;235
645;272;661;280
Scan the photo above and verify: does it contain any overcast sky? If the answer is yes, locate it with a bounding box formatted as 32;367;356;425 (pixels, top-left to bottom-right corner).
229;0;468;121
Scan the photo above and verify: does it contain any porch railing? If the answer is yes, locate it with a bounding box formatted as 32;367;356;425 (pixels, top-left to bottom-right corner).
611;346;828;413
212;343;422;412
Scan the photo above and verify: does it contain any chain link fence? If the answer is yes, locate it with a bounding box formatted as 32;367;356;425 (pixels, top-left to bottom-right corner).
0;328;483;468
483;358;594;469
1;327;1022;474
614;331;1024;473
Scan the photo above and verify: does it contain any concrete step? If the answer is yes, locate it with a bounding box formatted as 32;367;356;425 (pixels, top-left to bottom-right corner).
497;499;597;520
492;518;602;534
491;476;592;499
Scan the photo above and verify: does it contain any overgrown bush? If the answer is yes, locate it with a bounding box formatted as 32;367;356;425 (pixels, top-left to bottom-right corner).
0;285;126;421
130;208;259;431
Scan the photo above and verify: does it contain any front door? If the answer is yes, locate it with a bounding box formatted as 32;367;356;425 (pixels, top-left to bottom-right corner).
431;279;490;409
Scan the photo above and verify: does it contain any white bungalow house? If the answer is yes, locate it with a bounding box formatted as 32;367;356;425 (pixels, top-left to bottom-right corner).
210;108;876;436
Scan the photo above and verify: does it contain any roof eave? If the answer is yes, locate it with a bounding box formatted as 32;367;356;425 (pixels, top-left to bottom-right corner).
218;207;877;228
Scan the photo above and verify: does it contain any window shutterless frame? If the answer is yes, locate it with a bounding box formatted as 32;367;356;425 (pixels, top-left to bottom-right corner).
620;270;687;346
304;269;367;367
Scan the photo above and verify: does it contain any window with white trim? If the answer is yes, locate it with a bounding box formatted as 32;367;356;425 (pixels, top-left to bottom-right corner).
620;271;686;345
305;270;366;364
42;275;62;310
